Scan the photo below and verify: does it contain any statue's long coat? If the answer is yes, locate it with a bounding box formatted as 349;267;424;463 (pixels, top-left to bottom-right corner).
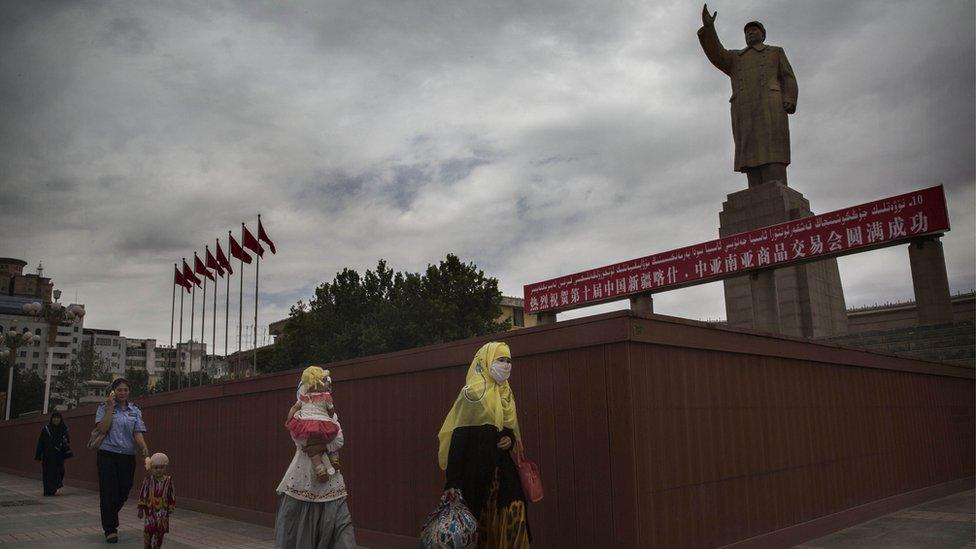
698;24;798;172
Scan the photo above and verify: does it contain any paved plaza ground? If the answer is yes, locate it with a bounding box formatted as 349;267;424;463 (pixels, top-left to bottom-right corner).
0;472;274;548
0;471;972;547
798;489;975;549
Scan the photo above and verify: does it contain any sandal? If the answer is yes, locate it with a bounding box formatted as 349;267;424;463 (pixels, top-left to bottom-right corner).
105;532;118;543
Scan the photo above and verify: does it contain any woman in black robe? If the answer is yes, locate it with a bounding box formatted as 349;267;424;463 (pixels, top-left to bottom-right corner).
35;411;72;496
438;341;531;547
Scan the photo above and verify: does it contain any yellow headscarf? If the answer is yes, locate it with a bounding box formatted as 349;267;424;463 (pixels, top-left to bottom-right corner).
437;341;520;470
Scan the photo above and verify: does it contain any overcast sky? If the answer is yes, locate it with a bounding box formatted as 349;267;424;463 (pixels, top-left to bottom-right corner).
1;0;973;350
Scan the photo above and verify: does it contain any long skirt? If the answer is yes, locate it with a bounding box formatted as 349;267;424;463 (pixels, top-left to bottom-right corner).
41;457;64;496
274;495;357;549
478;468;530;549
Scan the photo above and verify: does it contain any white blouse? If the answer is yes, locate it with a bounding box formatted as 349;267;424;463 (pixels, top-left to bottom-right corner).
275;413;347;503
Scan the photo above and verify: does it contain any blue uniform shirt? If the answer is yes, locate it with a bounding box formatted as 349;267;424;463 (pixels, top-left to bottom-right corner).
94;402;147;455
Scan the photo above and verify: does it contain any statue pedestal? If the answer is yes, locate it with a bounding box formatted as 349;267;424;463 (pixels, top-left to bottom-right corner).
719;183;849;337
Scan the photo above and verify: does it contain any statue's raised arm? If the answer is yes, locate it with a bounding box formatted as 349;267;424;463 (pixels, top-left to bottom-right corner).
698;4;732;75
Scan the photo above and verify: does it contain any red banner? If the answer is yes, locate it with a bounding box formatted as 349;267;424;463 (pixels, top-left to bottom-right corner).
524;185;950;314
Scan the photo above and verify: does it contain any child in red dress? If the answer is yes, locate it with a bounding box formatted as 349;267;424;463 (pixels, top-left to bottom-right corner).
286;366;340;482
137;452;175;549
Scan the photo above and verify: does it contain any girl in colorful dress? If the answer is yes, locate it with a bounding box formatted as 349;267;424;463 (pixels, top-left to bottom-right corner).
137;452;175;549
286;366;340;482
438;341;532;548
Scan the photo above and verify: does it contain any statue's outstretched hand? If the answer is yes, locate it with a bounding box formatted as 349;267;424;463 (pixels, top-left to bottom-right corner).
702;4;717;26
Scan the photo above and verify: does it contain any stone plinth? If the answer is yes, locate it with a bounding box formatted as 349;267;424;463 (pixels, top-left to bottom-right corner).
908;236;953;326
719;183;848;338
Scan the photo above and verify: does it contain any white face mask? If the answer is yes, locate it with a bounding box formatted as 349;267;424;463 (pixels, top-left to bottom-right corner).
489;360;511;384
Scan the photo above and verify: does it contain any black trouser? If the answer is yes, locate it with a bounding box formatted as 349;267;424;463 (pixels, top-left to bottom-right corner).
96;450;136;535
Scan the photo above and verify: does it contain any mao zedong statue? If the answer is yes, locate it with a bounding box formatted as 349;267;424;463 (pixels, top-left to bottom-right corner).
698;4;797;188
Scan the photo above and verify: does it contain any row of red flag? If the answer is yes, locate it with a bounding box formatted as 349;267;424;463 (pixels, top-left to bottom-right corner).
173;218;276;292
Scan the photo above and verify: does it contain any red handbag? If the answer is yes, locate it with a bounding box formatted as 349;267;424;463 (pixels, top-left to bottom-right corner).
511;445;544;503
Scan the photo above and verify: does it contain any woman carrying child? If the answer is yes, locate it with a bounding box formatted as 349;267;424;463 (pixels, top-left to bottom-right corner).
274;366;357;549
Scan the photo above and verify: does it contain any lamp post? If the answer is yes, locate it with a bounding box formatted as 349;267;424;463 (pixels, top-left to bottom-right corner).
23;295;86;414
1;330;35;420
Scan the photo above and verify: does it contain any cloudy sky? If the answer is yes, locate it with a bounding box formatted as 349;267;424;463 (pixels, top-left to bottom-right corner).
1;0;973;349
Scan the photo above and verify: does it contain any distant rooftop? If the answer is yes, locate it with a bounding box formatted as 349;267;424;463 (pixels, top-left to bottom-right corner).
83;328;122;336
847;290;974;314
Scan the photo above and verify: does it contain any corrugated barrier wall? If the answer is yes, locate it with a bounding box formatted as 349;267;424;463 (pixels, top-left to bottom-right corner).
1;311;972;547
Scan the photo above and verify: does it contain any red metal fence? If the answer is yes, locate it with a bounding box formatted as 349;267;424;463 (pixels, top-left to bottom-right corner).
1;311;972;547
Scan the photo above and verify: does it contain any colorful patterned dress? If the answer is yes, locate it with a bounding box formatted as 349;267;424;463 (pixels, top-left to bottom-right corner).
137;475;175;549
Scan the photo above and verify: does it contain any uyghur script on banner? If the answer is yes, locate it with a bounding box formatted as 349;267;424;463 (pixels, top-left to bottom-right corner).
524;185;950;314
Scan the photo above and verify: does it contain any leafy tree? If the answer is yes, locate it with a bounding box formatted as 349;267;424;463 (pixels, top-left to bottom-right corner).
149;368;215;393
54;343;111;409
269;254;508;372
150;370;188;394
2;364;45;418
124;367;151;398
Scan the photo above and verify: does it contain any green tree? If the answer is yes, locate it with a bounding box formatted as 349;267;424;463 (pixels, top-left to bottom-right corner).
124;368;151;398
54;343;111;409
150;370;188;394
9;367;45;418
269;254;508;372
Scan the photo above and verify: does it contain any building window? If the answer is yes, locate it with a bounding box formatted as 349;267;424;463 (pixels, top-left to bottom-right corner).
74;327;79;332
33;352;39;358
513;308;525;327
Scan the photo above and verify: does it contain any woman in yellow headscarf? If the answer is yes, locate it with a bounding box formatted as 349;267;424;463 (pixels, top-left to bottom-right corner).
437;341;531;548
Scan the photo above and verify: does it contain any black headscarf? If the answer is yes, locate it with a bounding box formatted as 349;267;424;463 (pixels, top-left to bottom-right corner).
47;411;67;439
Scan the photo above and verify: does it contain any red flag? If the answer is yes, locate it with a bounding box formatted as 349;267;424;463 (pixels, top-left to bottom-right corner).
206;247;224;278
258;217;276;254
216;239;233;275
242;225;264;258
229;234;252;264
174;265;190;292
182;259;201;288
195;253;214;281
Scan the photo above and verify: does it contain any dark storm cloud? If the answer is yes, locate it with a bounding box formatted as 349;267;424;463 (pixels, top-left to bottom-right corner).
0;0;972;343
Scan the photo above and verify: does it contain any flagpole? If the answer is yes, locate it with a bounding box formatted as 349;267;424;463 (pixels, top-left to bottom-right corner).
190;258;196;388
225;232;231;377
212;255;218;383
253;243;260;375
200;257;207;388
169;264;176;392
238;223;245;379
178;258;186;390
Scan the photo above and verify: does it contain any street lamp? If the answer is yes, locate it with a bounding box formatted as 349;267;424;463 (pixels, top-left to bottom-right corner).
23;297;86;414
1;329;35;420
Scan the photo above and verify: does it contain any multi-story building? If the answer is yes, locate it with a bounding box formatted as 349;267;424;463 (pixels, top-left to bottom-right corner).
155;341;208;374
0;259;85;378
498;296;536;329
124;337;157;375
1;258;54;302
83;328;126;374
